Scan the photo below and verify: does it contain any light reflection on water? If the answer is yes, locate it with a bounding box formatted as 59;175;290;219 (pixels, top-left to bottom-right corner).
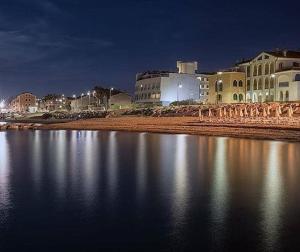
0;132;11;225
261;142;284;251
211;137;228;247
0;131;300;251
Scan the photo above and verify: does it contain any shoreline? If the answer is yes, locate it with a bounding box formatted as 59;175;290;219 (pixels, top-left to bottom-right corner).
1;116;300;142
38;116;300;142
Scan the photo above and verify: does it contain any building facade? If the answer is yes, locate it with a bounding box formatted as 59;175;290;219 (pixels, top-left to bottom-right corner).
9;92;37;113
134;61;209;105
208;71;246;104
110;93;132;109
238;50;300;102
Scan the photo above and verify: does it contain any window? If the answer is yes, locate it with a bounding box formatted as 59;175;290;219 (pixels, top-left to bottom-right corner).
238;80;243;87
246;66;250;77
285;91;289;101
280;91;284;101
253;65;257;76
254;79;258;90
270;78;275;88
270;62;275;73
265;78;269;89
217;94;222;102
264;55;270;59
258;78;262;90
293;62;300;67
233;93;238;101
264;63;269;75
247;80;250;91
279;82;289;87
233;80;238;87
239;94;243;102
258;65;262;75
279;62;284;70
295;74;300;81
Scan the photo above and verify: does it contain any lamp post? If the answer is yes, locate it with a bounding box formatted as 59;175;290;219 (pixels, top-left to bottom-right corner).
216;72;222;104
271;74;276;102
72;94;76;111
87;91;91;108
109;87;114;108
177;83;182;106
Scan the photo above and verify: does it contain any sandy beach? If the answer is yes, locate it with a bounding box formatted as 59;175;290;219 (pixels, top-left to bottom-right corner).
37;116;300;142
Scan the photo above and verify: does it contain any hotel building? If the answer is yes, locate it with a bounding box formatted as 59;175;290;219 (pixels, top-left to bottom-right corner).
238;50;300;102
208;71;246;104
134;61;209;105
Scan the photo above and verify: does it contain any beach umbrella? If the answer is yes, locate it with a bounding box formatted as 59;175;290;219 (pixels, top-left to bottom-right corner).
199;108;202;118
239;108;244;117
218;108;223;118
234;107;238;117
223;107;227;117
278;105;282;115
229;108;233;118
275;107;280;118
263;107;267;117
288;106;293;118
267;105;271;116
244;107;248;117
255;107;260;117
290;106;294;116
249;107;254;117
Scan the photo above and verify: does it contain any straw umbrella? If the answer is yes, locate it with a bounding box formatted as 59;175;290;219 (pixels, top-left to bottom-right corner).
229;107;233;118
288;106;293;118
275;107;280;118
267;105;271;116
255;107;260;117
244;107;248;117
199;108;202;120
263;107;267;117
234;107;238;117
239;108;244;117
223;107;227;117
249;107;254;117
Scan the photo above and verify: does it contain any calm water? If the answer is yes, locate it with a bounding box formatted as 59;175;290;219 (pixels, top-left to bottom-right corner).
0;131;300;251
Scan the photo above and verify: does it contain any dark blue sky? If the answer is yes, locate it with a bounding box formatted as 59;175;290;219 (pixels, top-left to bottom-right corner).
0;0;299;98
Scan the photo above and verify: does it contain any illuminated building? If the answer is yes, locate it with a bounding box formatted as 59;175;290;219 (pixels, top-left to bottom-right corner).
134;61;209;105
238;50;300;102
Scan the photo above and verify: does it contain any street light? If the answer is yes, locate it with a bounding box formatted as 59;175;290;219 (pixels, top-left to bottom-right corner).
109;88;114;109
216;72;223;104
177;83;182;106
271;74;276;101
87;91;91;107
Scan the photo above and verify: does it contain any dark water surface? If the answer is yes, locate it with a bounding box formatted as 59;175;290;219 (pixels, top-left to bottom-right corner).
0;130;300;251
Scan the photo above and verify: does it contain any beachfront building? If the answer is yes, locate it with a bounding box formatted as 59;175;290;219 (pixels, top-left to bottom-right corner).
134;61;209;105
110;93;132;109
208;71;246;104
9;92;37;113
238;50;300;102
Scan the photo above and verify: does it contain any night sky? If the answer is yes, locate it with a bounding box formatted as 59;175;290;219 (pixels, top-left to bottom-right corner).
0;0;299;99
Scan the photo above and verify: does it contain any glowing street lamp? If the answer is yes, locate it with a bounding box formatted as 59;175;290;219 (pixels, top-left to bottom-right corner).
87;91;91;106
177;83;183;106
